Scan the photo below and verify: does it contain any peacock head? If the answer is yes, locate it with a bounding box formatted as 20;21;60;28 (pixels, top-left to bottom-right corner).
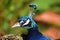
12;16;37;29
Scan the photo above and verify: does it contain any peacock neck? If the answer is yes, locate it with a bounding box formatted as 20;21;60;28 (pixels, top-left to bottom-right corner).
27;27;42;40
28;27;42;36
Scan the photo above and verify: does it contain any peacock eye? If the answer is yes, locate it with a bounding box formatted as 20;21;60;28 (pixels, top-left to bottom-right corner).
23;19;27;23
25;19;27;20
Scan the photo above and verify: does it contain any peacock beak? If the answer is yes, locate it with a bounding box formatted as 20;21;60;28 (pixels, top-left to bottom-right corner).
12;22;21;28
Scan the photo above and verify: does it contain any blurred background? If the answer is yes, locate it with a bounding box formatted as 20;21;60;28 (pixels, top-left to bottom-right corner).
0;0;60;39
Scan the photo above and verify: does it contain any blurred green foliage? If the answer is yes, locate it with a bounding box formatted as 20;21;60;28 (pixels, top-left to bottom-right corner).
0;0;60;35
10;27;28;35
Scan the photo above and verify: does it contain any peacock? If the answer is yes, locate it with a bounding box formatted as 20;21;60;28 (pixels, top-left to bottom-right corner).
12;4;52;40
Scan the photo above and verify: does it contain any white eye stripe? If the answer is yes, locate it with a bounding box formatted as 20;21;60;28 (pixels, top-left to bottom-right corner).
20;21;23;23
23;19;30;26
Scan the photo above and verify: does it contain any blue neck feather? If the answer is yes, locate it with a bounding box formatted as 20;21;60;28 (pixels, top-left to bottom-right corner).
27;28;42;40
